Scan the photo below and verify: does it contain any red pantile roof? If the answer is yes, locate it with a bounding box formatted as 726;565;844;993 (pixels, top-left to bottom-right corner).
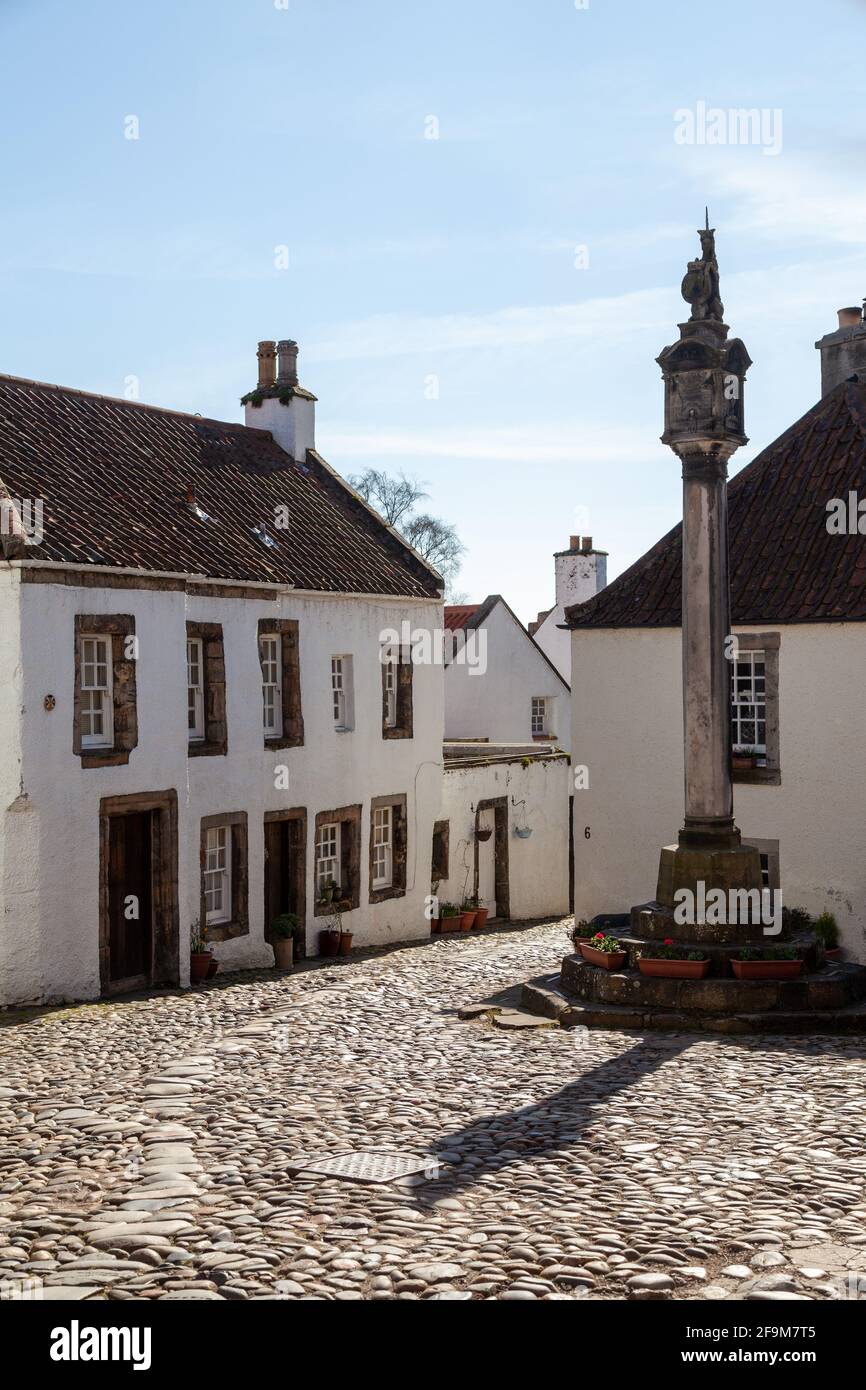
567;380;866;628
444;604;480;630
0;373;442;598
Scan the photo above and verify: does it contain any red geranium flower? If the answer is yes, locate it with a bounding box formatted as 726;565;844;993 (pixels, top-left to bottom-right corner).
663;937;674;945
594;932;604;940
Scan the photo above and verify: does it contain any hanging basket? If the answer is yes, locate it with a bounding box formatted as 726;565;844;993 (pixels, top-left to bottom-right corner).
475;827;493;842
514;826;533;839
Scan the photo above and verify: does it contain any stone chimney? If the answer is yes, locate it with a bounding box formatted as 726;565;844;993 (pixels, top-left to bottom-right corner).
245;338;316;462
554;535;607;608
815;304;866;397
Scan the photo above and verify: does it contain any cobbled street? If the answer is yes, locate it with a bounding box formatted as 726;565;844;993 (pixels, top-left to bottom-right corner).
2;919;865;1302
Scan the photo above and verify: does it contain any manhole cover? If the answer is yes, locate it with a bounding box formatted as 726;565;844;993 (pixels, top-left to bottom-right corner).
292;1151;436;1184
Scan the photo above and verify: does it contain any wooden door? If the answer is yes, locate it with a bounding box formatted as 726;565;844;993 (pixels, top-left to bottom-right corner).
107;812;153;986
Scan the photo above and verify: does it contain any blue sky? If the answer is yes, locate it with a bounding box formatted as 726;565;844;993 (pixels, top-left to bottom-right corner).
1;0;864;618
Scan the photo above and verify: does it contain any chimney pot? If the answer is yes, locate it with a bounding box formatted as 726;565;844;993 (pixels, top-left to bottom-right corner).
257;340;277;390
581;536;593;552
838;307;863;330
569;535;579;550
277;339;299;387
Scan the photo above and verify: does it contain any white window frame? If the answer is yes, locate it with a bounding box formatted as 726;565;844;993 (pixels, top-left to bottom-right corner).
204;825;232;925
530;696;547;736
731;649;766;754
331;655;354;730
80;634;114;748
372;805;393;889
316;822;341;896
187;637;205;742
260;633;283;739
383;656;397;728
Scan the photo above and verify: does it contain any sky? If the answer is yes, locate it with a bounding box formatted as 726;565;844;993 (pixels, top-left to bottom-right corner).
1;0;865;620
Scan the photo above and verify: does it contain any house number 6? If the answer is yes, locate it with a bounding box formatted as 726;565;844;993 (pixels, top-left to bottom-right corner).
584;826;591;839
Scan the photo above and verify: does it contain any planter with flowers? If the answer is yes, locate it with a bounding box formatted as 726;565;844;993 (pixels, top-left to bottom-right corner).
437;903;461;932
579;932;627;971
460;897;477;931
638;939;710;979
732;746;762;770
270;912;300;971
815;910;843;960
731;946;803;980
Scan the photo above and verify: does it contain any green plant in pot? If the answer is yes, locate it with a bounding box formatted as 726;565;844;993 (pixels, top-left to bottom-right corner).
271;912;300;971
439;903;461;932
190;918;215;983
815;910;841;959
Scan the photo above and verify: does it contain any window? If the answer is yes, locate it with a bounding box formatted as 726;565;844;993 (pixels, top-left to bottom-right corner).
204;825;231;925
199;812;248;940
81;636;113;748
383;658;397;728
381;643;414;740
331;655;354;730
314;805;362;914
187;638;204;741
730;633;780;784
731;650;766;753
368;794;408;904
316;822;341;896
73;615;138;766
186;622;227;757
260;633;283;739
531;696;547;736
257;619;303;749
372;806;393;889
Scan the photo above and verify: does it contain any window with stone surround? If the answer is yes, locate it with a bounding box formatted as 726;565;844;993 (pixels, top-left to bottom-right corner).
199;812;248;941
381;644;413;740
368;794;407;904
187;637;205;742
73;615;138;768
731;633;780;785
331;655;354;731
186;622;227;757
257;618;303;749
314;805;361;913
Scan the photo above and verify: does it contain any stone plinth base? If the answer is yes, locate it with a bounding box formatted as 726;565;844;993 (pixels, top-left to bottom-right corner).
657;840;763;912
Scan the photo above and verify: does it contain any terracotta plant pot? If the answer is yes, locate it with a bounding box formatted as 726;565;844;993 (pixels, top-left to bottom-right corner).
474;907;490;929
272;937;294;971
442;915;460;932
338;933;353;956
825;947;844;961
431;918;441;934
190;952;212;982
319;930;340;957
460;911;476;931
639;957;710;979
579;942;626;971
731;958;803;980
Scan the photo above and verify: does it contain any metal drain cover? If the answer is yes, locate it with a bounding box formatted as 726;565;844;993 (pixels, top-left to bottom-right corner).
293;1151;436;1184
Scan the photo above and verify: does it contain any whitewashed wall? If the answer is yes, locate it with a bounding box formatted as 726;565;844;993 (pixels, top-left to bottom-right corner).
444;600;571;752
0;571;443;1005
437;753;570;921
571;622;866;959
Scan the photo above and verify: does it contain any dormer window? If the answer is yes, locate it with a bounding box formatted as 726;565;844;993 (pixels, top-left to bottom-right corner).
251;523;278;549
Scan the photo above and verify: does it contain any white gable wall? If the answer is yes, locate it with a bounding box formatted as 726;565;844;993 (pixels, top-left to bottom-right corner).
444;600;571;753
571;622;866;958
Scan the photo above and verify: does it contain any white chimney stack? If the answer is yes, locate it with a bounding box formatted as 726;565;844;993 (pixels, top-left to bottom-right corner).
554;535;607;609
245;338;316;462
815;304;866;398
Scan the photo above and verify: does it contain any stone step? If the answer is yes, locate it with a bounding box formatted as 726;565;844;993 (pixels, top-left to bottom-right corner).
520;975;866;1035
561;953;866;1013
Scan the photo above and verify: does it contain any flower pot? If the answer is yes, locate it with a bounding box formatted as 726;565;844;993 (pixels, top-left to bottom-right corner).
731;958;803;980
460;911;476;931
206;957;219;979
474;907;490;929
272;937;294;971
338;933;353;956
639;957;710;979
579;942;626;971
825;947;844;961
319;930;340;958
190;952;212;982
514;826;532;839
441;915;460;932
431;918;442;934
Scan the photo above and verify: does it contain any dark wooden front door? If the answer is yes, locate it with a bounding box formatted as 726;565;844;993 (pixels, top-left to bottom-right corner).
264;810;307;958
107;811;153;987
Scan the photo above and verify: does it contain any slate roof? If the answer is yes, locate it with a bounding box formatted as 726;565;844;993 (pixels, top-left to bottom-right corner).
567;379;866;628
0;373;442;598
